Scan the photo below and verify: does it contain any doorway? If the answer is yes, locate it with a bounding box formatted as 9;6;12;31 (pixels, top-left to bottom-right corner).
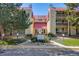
35;29;47;35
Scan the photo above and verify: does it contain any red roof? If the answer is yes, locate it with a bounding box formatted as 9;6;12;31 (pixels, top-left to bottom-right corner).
48;8;65;11
18;7;32;10
33;15;48;20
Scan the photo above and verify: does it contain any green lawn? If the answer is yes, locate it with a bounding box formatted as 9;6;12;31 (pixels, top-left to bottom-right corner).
56;38;79;46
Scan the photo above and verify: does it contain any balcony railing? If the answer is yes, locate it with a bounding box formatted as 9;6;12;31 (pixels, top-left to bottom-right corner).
56;14;66;18
56;22;68;25
56;14;66;16
34;20;47;22
56;16;66;19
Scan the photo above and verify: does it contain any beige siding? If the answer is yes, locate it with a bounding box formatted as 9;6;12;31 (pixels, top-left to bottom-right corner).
47;9;56;34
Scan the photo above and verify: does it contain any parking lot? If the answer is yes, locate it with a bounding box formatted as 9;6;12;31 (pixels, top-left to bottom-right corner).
0;44;79;56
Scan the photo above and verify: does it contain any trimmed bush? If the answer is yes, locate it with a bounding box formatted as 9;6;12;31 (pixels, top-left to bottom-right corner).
27;34;32;37
5;39;26;45
0;39;26;45
43;39;49;43
0;40;8;45
43;36;50;43
31;36;37;42
25;34;32;39
48;33;56;37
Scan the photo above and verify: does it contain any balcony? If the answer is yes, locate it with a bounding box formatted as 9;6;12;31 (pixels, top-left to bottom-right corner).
56;14;66;18
34;19;47;22
56;14;66;16
56;16;66;19
56;22;68;25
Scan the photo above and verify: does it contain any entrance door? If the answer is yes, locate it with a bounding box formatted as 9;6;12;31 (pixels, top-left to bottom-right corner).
76;27;79;35
35;29;46;35
42;29;46;34
35;29;42;35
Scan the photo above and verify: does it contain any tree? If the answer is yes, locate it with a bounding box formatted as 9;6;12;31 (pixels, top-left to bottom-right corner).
65;3;79;9
0;3;32;38
64;3;79;36
0;3;22;39
0;3;32;39
12;9;32;34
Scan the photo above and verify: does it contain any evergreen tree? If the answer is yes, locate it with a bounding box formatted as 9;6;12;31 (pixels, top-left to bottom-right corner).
0;3;32;39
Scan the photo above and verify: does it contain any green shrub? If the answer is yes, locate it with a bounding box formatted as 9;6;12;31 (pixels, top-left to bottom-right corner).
25;34;32;39
31;36;37;42
6;39;26;45
0;40;8;45
27;34;32;37
43;39;49;43
43;36;50;43
48;33;56;37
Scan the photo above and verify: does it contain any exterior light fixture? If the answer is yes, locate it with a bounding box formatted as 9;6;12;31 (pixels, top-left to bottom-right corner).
62;33;65;43
1;34;5;40
17;33;19;39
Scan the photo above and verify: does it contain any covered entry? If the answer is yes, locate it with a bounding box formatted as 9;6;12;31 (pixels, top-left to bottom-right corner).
34;22;47;35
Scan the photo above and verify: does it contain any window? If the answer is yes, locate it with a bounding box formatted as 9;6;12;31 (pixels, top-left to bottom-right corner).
76;28;79;34
37;19;42;21
62;20;64;23
35;29;38;34
56;28;58;32
43;29;45;34
62;28;64;32
56;28;62;34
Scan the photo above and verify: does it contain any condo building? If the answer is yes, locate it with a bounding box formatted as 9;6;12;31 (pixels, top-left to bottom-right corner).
48;7;79;36
24;5;79;36
48;8;69;35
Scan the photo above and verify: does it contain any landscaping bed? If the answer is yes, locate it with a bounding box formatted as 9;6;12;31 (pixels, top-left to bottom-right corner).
0;39;26;45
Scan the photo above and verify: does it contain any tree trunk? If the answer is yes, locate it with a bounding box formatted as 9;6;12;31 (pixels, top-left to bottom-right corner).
0;25;5;40
68;20;70;36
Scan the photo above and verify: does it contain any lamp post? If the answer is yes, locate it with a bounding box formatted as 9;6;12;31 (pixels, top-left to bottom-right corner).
78;22;79;25
1;34;5;40
62;34;65;40
67;19;71;36
17;33;19;39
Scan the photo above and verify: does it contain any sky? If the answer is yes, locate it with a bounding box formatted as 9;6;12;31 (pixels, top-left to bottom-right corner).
21;3;66;15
